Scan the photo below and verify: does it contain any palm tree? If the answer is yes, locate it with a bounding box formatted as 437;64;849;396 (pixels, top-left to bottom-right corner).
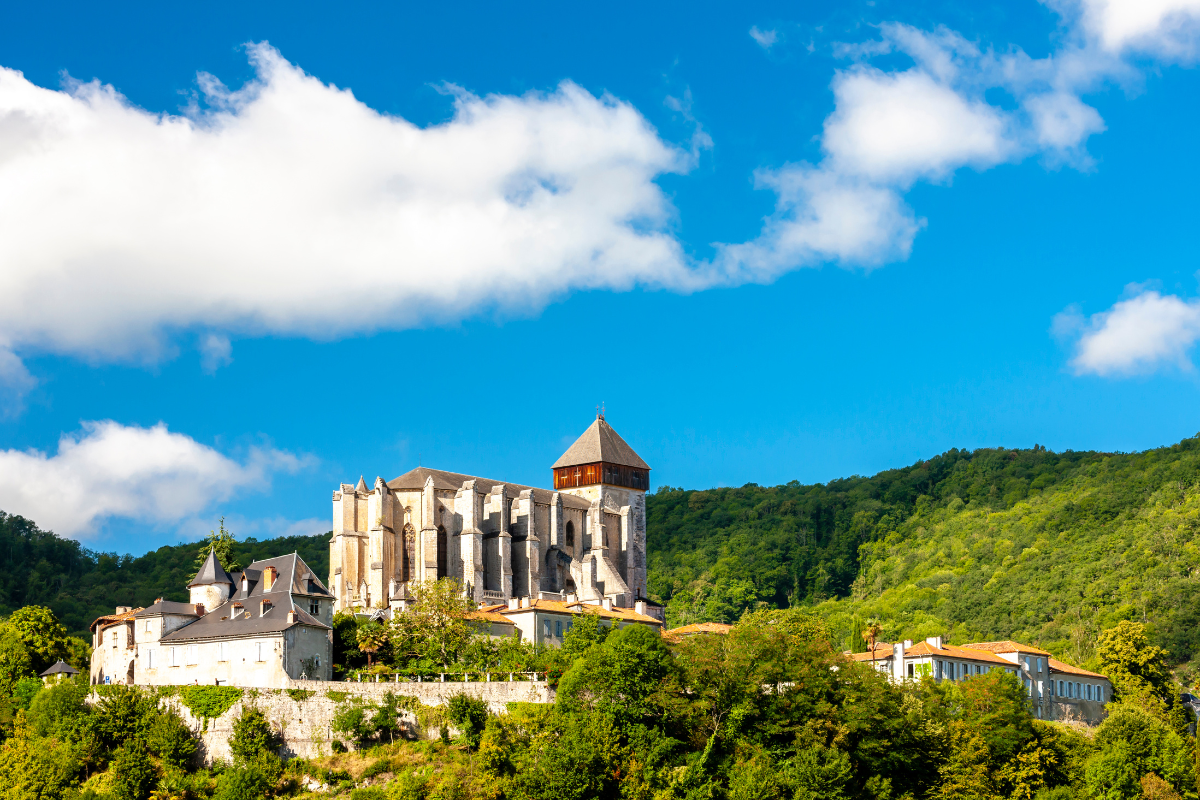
356;621;388;668
863;622;882;668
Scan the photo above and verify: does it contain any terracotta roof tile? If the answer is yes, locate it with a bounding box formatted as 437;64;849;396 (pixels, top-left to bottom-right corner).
904;641;1016;665
665;622;733;637
963;640;1051;657
1048;658;1107;679
89;607;144;632
498;598;662;625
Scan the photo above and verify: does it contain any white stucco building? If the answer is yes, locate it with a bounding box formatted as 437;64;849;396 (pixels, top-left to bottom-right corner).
90;552;334;687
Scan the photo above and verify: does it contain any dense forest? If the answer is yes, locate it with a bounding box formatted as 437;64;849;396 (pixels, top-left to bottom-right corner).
0;513;328;638
7;432;1200;674
646;435;1200;676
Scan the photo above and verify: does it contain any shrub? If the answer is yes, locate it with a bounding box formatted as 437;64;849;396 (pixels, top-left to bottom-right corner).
213;763;272;800
95;685;158;750
111;740;156;800
445;694;488;749
351;788;388;800
147;708;197;770
229;706;278;763
178;685;243;726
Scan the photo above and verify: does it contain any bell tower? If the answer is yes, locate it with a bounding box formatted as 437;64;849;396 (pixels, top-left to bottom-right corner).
552;413;650;599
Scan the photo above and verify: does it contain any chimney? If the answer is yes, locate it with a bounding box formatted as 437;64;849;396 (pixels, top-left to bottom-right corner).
521;596;531;608
195;604;205;616
635;599;647;616
904;639;913;649
925;635;943;650
507;598;519;610
602;597;613;611
116;605;132;614
287;611;297;623
263;567;276;592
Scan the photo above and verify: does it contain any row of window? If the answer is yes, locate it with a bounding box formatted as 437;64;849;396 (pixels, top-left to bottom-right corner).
542;619;573;640
1052;679;1103;701
143;641;274;668
919;660;1017;681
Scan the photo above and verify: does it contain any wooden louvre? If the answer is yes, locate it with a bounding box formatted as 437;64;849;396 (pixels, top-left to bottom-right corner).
553;462;649;491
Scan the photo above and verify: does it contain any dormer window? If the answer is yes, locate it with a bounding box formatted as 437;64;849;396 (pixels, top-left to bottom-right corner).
231;603;243;619
260;599;272;617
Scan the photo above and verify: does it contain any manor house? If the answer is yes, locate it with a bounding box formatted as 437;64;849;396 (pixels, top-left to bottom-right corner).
329;414;655;617
90;552;334;687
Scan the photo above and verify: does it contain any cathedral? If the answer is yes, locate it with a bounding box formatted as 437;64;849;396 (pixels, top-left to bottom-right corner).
328;414;650;613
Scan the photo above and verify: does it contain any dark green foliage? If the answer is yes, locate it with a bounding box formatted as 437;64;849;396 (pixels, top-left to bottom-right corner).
94;685;157;750
557;624;677;724
146;708;196;770
110;740;156;800
350;787;388;800
214;763;273;800
0;510;329;638
446;694;488;749
229;705;278;763
558;610;610;661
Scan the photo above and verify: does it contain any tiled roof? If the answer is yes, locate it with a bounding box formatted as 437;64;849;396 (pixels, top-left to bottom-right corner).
665;622;733;637
963;640;1052;657
552;416;650;470
905;641;1016;665
90;607;144;633
846;643;896;662
1048;658;1108;679
497;598;662;625
467;610;515;625
385;467;591;509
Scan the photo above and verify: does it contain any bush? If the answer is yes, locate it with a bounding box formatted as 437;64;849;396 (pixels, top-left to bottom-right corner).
213;763;272;800
110;740;156;800
229;706;277;763
350;788;388;800
147;708;197;770
95;685;157;750
445;694;488;749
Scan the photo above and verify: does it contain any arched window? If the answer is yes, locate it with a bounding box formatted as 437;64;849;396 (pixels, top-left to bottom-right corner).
437;525;447;578
403;523;417;582
565;521;575;549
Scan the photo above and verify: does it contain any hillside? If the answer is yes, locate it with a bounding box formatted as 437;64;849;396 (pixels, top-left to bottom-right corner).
646;436;1200;672
0;512;329;638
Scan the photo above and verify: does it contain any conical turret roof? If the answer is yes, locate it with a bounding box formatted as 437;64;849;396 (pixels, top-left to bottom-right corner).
187;548;234;589
553;416;650;470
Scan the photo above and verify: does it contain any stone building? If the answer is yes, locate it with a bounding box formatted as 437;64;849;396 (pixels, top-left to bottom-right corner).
90;551;335;687
848;636;1113;725
328;414;652;614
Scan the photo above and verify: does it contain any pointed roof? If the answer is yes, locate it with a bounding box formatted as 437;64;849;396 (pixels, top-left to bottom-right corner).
553;416;650;470
39;660;79;677
356;475;368;493
187;548;234;589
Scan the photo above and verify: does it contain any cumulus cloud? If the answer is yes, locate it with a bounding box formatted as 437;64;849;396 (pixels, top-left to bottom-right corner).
0;420;305;538
199;334;233;374
0;43;694;369
1064;291;1200;375
1069;0;1200;57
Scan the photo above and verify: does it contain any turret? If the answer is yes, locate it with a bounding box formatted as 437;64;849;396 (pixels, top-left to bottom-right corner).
187;548;234;613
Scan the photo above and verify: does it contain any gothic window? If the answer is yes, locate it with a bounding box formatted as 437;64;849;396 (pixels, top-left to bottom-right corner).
565;521;575;549
404;524;417;582
437;525;447;578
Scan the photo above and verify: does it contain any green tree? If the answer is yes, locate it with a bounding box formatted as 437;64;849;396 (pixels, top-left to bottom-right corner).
1087;703;1193;798
558;624;678;725
110;740;156;800
194;517;241;573
146;708;197;770
388;578;474;670
356;621;388;668
1097;621;1175;706
446;694;488;749
94;685;157;750
0;715;77;799
4;607;71;673
560;611;611;661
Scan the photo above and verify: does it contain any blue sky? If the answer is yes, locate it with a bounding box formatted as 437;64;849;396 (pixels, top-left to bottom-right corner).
2;0;1200;555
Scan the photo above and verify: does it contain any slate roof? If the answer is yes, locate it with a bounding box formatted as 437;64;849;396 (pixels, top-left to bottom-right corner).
135;601;202;618
188;549;234;589
552;416;650;470
40;660;79;676
386;467;591;510
161;553;332;642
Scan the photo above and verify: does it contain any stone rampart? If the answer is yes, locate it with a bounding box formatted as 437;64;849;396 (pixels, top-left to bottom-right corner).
93;679;554;764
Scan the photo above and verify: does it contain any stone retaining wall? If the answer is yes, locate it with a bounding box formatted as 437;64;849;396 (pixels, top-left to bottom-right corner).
94;679;555;764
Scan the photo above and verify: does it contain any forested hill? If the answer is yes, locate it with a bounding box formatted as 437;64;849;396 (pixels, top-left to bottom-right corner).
646;436;1200;672
0;512;329;638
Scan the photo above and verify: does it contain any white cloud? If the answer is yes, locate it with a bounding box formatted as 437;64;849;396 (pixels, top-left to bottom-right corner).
0;43;694;369
750;26;779;50
199;333;232;374
822;66;1013;183
1070;0;1200;57
1067;291;1200;375
0;347;36;418
0;420;305;538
